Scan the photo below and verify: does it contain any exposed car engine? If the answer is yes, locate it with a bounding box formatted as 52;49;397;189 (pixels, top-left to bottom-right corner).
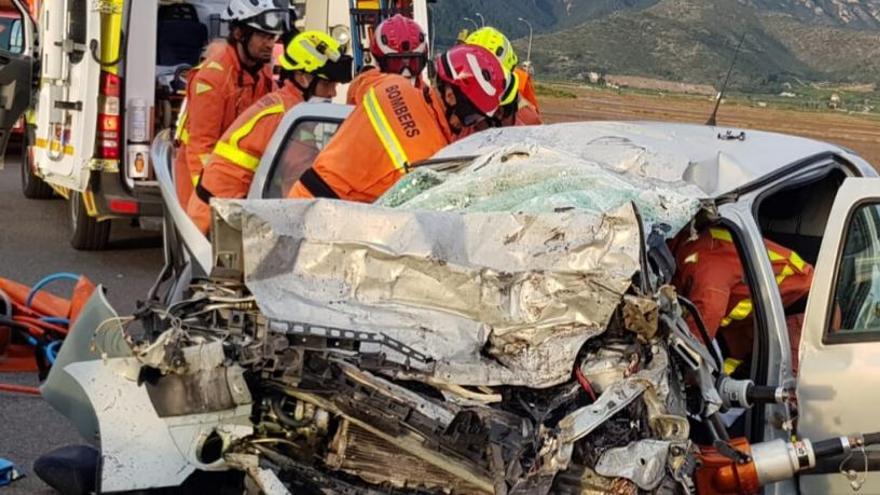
120;265;722;494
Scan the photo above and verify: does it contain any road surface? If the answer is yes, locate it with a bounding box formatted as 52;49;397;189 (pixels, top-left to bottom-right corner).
0;155;163;493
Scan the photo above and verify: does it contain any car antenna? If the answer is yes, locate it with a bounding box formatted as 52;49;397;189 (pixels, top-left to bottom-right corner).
707;31;746;127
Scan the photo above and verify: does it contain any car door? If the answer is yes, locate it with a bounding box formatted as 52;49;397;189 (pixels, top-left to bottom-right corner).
153;102;350;289
797;178;880;494
0;0;34;169
248;102;351;198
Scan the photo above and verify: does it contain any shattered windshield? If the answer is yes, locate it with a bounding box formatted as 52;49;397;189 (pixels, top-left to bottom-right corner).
377;143;702;237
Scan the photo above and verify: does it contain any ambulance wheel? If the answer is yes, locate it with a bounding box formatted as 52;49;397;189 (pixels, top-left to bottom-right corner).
69;191;111;250
20;127;54;199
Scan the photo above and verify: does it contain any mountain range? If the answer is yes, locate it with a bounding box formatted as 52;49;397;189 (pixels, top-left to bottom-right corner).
429;0;880;92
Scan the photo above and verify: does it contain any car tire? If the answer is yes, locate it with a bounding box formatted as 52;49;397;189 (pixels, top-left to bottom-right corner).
20;128;54;199
69;191;111;250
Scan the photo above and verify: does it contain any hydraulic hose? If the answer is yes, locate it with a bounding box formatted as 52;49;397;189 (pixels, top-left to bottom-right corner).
812;432;880;459
45;340;62;365
678;296;724;371
25;272;81;308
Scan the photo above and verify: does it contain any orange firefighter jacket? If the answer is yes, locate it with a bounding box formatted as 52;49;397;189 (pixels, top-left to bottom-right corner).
287;74;453;202
515;67;540;114
346;67;385;105
671;228;814;369
174;42;275;205
186;82;305;234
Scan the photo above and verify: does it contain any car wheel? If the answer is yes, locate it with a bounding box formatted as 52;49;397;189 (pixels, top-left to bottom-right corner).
20;128;54;199
69;191;111;250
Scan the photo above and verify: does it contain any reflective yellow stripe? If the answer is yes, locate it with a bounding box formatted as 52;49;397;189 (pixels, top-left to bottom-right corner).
709;228;733;242
210;103;285;172
214;141;260;171
363;87;410;173
768;250;786;262
205;61;224;71
191;173;201;187
684;253;698;264
775;265;795;285
229;104;286;147
199;153;212;166
82;190;98;217
39;138;75;156
175;111;189;142
724;358;743;375
789;251;806;272
721;298;753;327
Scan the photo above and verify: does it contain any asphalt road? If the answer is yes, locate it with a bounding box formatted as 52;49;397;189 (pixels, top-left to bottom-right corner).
0;154;164;493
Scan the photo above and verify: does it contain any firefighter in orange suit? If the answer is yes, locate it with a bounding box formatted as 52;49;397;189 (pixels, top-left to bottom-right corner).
671;227;814;374
515;65;540;115
347;14;429;105
173;0;285;206
186;31;353;234
286;44;506;202
466;27;541;124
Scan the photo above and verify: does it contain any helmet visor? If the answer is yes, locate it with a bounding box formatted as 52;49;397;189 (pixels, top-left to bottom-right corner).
247;9;290;35
381;53;427;78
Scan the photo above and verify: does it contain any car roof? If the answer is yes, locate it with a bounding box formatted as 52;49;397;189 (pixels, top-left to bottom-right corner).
433;121;876;198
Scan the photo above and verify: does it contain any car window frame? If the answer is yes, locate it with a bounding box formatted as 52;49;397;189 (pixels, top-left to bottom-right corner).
261;117;345;199
248;102;353;199
822;199;880;345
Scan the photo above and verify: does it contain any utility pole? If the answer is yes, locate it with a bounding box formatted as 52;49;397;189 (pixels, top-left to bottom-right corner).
517;17;533;65
428;5;436;59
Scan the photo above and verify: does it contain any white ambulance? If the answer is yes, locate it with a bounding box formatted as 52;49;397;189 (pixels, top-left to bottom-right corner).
4;0;430;250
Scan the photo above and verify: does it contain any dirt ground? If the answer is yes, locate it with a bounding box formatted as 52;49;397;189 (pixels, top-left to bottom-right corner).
540;87;880;166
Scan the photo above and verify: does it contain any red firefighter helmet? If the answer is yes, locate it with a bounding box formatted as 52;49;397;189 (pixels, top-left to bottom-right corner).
434;44;506;122
369;14;428;77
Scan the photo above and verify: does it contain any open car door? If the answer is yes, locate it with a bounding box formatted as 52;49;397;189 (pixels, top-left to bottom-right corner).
152;102;351;303
797;178;880;493
248;102;351;198
0;0;34;168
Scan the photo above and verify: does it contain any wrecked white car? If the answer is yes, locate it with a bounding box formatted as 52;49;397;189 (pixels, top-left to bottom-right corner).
39;119;880;494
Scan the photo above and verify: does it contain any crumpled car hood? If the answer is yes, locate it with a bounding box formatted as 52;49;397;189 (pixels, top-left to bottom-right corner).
217;199;640;388
217;143;702;389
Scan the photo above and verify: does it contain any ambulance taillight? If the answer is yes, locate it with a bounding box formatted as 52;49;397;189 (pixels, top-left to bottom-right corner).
96;71;121;160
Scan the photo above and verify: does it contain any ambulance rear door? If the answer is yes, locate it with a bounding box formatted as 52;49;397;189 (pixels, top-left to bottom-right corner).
32;0;102;191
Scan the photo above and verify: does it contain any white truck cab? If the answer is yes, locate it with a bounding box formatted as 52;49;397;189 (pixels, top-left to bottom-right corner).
6;0;430;250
